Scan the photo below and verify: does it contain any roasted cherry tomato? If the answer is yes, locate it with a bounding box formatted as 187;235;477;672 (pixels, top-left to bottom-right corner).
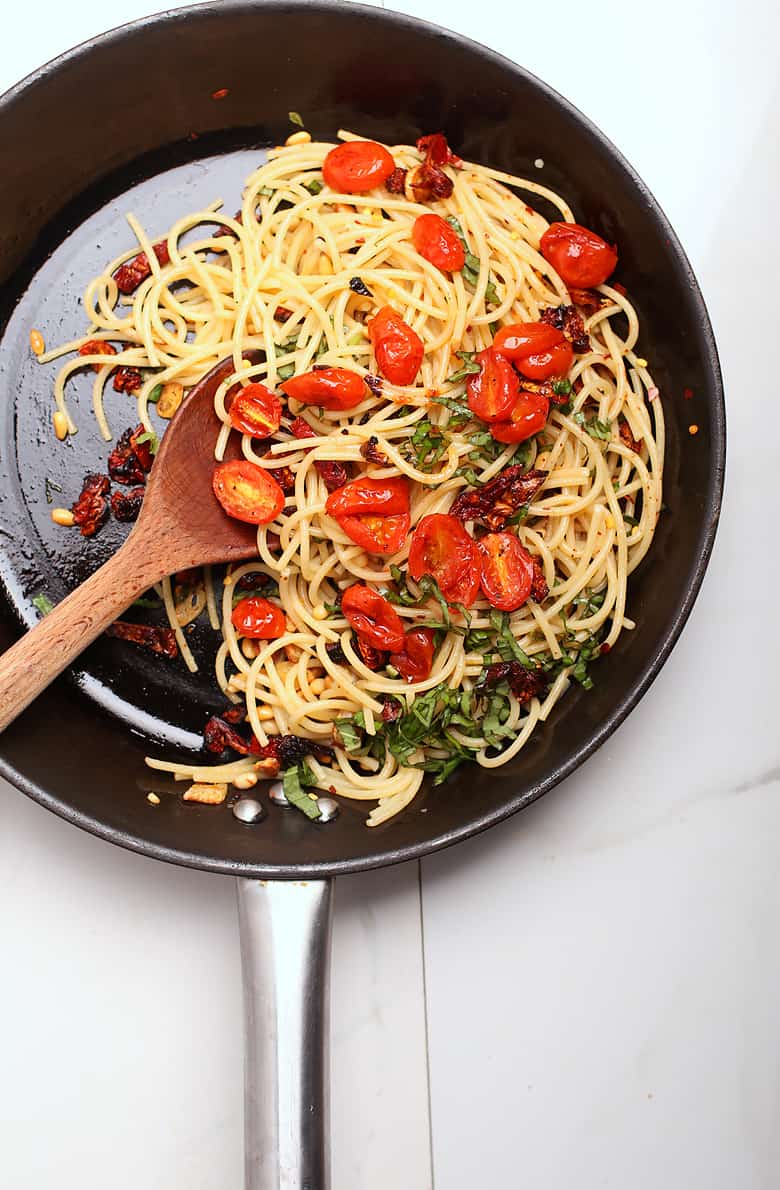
322;140;396;193
492;322;573;381
491;391;550;444
389;628;435;683
368;306;424;386
478;532;535;611
540;222;618;288
231;596;286;639
337;512;410;556
326;475;410;519
229;383;283;437
327;476;411;556
412;213;466;272
408;513;480;607
341;584;406;652
212;460;285;524
466;348;521;423
281;367;368;411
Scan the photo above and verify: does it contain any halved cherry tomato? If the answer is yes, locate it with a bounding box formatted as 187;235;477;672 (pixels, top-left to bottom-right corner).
492;322;574;381
368;306;424;386
540;222;618;288
229;383;283;437
412;213;466;272
491;391;550;444
281;367;368;411
478;532;535;611
326;475;410;519
322;140;396;193
337;512;410;556
327;476;411;556
231;596;286;639
408;513;480;607
212;460;285;524
389;628;435;683
341;584;405;652
466;348;521;423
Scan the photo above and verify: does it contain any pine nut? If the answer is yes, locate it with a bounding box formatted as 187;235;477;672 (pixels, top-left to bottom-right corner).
183;782;228;805
257;705;276;721
310;678;326;696
30;329;45;355
233;772;259;790
241;638;260;659
156;381;184;419
146;792;161;805
285;130;311;146
311;604;328;620
51;507;74;527
53;411;69;440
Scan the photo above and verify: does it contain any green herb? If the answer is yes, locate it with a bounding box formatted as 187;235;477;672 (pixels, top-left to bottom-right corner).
315;337;330;359
135;429;159;455
623;513;640;527
281;761;322;820
481;688;516;747
303;177;324;195
489;609;534;666
44;477;62;505
435;395;473;427
32;594;53;617
573;411;612;441
277;364;295;381
444;217;498;305
334;717;363;752
258;186;275;198
464;626;492;652
288;111;304;127
446;349;481;385
231;578;279;607
386;569;469;632
454;466;483;486
403;418;448;471
147;383;163;404
132;593;163;609
552;378;572;396
571;589;605;616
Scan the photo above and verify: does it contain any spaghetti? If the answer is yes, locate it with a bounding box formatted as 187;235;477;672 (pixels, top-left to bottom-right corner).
39;131;664;827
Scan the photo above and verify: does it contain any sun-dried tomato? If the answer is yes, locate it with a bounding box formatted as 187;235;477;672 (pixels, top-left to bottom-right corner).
204;715;255;755
381;696;402;724
221;705;247;724
259;451;296;495
78;339;117;371
619;419;642;453
385;166;407;194
216;210;243;240
113;366;143;393
478;661;548;705
530;556;549;602
112;240;170;295
111;485;145;522
450;466;547;530
253;734;335;766
289;416;349;492
540;305;589;353
108;427;146;485
236;570;274;592
416;133;463;168
72;472;110;537
404;161;453;202
360;436;389;465
274;305;293;322
106;621;178;658
568;287;605;314
355;635;386;671
325;640;347;665
130;425;155;471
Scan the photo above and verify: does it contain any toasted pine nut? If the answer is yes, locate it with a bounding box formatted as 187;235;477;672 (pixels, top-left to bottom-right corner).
183;782;228;805
51;507;74;527
311;604;328;620
241;638;260;659
156;381;184;419
284;643;303;663
146;792;161;806
310;678;326;696
604;513;615;530
318;255;333;275
233;772;259;790
30;329;45;355
52;411;69;441
257;705;276;721
285;130;311;147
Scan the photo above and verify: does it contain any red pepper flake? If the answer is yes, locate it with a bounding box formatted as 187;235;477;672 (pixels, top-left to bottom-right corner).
274;305;294;323
78;339;117;371
72;473;110;537
113;366;143;393
683;387;694;400
381;697;402;724
211;87;229;100
188;131;200;141
106;621;178;658
612;282;628;297
688;424;699;435
600;643;611;654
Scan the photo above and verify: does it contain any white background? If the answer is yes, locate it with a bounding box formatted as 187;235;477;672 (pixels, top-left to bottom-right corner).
2;1;779;1187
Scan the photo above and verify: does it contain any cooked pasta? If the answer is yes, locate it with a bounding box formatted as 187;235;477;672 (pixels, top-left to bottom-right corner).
39;130;663;826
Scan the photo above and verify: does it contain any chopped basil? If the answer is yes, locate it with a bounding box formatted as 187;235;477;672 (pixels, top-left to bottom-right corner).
447;350;481;384
552;378;572;396
571;589;605;616
281;761;322;820
334;717;363;752
44;477;62;505
573;411;612;441
147;383;163;404
135;429;159;455
454;466;483;486
489;609;534;667
132;593;163;609
303;177;324;195
623;513;640;527
445;217;498;305
277;363;295;381
258;186;275;197
32;594;53;617
288;111;304;127
402;418;449;471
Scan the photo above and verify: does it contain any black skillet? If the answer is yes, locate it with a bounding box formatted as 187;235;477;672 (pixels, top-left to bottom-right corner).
0;3;725;1186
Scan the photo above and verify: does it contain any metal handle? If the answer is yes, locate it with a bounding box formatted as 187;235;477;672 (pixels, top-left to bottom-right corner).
236;878;334;1190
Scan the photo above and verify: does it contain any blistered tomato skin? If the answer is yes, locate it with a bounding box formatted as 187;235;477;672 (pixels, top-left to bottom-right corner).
281;368;369;411
408;513;481;606
322;141;396;193
229;384;283;437
231;596;286;639
478;532;535;611
490;391;550;444
539;222;618;288
412;214;466;272
341;584;406;652
212;460;286;524
466;348;521;423
368;306;425;386
492;322;574;381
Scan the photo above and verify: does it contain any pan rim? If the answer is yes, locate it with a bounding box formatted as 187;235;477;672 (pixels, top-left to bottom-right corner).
0;0;726;878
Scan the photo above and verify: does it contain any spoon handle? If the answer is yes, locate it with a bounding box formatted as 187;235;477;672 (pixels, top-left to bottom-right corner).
0;535;163;733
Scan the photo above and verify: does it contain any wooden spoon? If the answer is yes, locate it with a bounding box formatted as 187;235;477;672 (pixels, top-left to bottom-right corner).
0;354;264;733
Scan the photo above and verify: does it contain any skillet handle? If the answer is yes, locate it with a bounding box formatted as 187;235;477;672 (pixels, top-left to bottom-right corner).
236;878;333;1190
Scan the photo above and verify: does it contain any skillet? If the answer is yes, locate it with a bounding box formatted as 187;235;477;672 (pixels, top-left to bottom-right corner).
0;3;725;1186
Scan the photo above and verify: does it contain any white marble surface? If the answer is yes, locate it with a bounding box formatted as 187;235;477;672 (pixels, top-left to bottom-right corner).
1;1;778;1187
